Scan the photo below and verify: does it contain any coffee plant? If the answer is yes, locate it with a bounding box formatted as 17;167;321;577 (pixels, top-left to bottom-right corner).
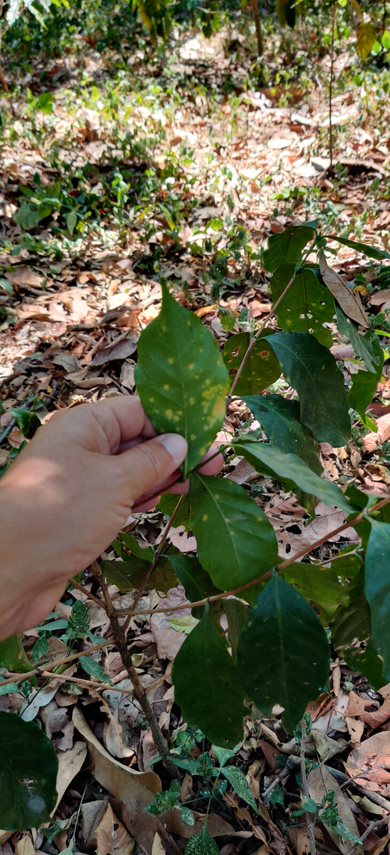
0;223;389;832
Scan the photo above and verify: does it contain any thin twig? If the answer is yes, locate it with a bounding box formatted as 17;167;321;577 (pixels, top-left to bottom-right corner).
300;722;317;855
122;493;185;635
329;1;336;169
325;766;390;814
114;497;390;617
97;571;177;773
71;578;104;609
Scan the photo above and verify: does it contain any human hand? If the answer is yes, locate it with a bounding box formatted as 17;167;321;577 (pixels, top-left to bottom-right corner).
0;395;222;639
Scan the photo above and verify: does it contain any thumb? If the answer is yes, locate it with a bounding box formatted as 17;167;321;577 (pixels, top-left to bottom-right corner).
118;433;188;504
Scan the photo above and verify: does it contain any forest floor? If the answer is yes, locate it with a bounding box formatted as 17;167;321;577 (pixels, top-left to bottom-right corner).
0;18;389;855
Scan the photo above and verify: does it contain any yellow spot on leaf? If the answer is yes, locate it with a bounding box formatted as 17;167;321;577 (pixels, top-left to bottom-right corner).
202;514;208;522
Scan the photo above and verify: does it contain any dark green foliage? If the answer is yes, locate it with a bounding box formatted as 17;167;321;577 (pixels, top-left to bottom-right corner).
0;713;58;830
237;576;330;729
173;608;246;747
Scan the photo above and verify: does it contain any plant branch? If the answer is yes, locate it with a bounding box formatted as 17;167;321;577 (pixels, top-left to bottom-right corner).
97;569;176;773
329;1;336;169
114;497;389;617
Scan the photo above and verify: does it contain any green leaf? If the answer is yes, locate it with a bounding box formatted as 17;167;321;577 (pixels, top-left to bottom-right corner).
0;683;20;696
211;745;237;768
102;557;177;593
179;806;195;826
135;286;229;474
0;712;58;830
112;533;153;562
331;569;385;689
266;332;350;446
9;407;41;439
283;561;356;622
0;635;31;673
185;828;219;855
336;307;380;372
237;575;330;730
172;608;245;747
348;338;384;426
263;226;315;273
189;474;278;591
168;555;219;617
158;494;191;528
14;203;42;230
221;766;258;813
236;441;352;513
243;395;321;474
365;521;390;680
79;657;111;683
66;209;77;235
35;92;54;113
327;235;390;261
270;264;334;347
356;22;377;59
223;333;281;395
68;600;89;639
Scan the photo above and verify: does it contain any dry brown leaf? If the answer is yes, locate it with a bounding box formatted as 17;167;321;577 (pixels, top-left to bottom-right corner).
347;691;390;729
15;835;36;855
151;832;166;855
370;289;390;306
311;728;348;761
319;253;369;328
53;740;87;813
73;707;160;815
345;731;390;793
287;828;311;855
345;715;365;745
369;831;390;855
308;766;363;855
5;266;44;289
96;803;135;855
82;799;109;849
91;338;137;366
363;414;390;452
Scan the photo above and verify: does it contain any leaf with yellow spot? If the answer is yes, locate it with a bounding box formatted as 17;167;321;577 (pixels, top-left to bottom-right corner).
135;287;229;474
223;332;281;396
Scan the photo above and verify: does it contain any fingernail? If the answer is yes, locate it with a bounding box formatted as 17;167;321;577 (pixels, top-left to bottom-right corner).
157;433;188;466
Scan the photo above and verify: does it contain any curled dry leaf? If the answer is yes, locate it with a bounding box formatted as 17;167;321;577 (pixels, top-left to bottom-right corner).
345;731;390;794
307;766;363;855
53;740;88;813
14;835;36;855
319;253;369;328
73;707;161;815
